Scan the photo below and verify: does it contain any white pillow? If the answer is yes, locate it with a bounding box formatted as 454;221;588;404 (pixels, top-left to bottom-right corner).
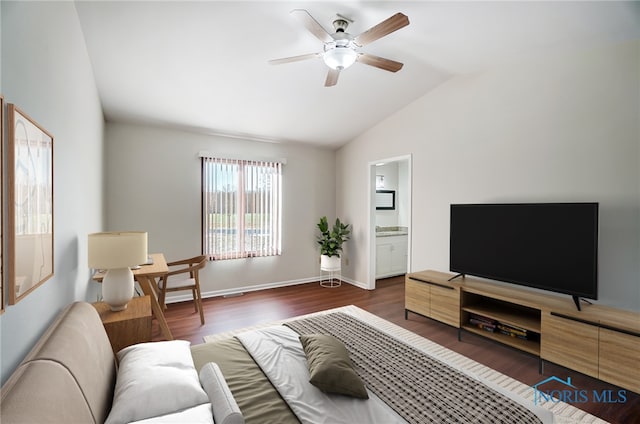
129;404;213;423
199;362;245;424
106;341;209;424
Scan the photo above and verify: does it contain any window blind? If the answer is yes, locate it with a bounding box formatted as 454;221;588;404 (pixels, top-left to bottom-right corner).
202;157;282;260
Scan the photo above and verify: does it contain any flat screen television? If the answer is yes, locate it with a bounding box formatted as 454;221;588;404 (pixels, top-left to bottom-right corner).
449;202;598;311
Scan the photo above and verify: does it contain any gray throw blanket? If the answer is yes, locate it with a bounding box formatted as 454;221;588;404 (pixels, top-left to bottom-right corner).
285;312;543;424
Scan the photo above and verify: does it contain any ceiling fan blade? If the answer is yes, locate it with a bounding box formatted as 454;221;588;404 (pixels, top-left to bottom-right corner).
357;53;404;73
269;52;320;65
325;69;340;87
353;12;409;47
291;9;334;43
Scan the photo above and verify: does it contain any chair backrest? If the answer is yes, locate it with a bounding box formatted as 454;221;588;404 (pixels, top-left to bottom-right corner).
192;255;207;268
188;255;207;276
165;255;207;281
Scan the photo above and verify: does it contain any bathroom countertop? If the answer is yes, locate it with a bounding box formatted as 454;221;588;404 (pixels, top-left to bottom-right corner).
375;226;408;237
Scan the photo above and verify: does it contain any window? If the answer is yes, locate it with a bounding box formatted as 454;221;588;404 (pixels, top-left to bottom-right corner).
201;157;282;260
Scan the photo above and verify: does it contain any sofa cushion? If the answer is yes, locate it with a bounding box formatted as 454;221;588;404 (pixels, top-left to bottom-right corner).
106;340;209;424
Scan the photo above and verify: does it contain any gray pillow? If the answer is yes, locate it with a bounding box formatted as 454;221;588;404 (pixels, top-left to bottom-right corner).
299;334;369;399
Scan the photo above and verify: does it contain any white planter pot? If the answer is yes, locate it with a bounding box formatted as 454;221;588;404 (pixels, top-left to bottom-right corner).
320;255;341;271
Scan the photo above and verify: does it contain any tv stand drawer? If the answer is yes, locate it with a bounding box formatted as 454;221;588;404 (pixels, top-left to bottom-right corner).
541;310;640;392
541;311;599;377
404;271;460;327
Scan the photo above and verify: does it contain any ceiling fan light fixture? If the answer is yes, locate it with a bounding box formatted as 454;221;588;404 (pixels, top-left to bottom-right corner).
271;10;410;86
322;46;358;70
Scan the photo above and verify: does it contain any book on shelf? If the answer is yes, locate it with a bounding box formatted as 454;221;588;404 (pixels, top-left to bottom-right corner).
466;313;532;339
468;313;497;325
469;318;496;332
496;323;531;339
468;313;498;333
500;322;528;333
471;321;496;332
497;324;528;337
498;329;529;340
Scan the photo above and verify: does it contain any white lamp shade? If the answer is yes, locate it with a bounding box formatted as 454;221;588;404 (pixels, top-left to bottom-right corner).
88;231;148;269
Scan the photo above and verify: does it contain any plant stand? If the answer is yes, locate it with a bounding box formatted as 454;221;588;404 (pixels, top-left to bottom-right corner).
320;255;342;288
320;268;342;288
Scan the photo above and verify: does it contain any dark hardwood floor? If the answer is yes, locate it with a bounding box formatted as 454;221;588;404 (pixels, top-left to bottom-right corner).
155;277;640;424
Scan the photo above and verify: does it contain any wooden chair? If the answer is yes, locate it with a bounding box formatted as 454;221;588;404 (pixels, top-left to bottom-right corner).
158;255;207;325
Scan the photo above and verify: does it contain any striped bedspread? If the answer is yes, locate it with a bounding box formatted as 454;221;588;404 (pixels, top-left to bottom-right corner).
285;312;544;424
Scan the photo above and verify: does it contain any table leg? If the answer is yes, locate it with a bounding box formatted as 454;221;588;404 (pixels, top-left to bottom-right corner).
137;275;174;340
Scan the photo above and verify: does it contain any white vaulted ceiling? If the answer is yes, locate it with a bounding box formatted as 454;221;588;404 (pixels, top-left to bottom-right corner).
74;1;640;148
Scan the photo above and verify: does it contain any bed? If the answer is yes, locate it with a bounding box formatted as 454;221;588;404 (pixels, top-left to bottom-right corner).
192;305;608;424
1;302;608;424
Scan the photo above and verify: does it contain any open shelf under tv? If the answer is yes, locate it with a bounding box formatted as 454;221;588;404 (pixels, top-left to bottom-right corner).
461;294;541;356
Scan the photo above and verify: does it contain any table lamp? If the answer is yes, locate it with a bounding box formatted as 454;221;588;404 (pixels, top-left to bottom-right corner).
88;231;148;311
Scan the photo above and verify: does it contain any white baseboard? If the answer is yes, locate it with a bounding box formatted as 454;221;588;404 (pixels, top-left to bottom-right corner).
338;276;370;290
163;276;369;304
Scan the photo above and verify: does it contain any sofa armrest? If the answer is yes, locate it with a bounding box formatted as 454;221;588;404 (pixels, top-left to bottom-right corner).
1;302;116;423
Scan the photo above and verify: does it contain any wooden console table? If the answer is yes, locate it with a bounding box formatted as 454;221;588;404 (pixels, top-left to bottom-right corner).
405;270;640;394
93;253;173;341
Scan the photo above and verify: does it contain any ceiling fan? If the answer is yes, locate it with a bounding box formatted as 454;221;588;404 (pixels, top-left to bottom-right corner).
269;9;410;87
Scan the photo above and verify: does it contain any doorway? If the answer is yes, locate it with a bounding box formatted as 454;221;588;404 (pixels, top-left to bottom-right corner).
368;155;412;290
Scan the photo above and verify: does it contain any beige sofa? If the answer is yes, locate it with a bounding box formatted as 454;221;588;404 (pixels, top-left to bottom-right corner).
1;301;246;424
1;302;116;423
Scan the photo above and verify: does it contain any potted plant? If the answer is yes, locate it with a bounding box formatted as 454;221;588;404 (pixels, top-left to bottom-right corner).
316;216;351;271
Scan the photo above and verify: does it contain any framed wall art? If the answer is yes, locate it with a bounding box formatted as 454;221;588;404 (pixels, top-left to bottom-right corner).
0;95;4;313
7;104;54;304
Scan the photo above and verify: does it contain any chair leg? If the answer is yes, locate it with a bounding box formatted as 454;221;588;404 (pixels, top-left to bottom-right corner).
195;286;205;325
192;288;198;313
197;300;205;325
158;277;167;310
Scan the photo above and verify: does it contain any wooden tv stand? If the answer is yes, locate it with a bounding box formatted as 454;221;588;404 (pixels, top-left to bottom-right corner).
405;270;640;393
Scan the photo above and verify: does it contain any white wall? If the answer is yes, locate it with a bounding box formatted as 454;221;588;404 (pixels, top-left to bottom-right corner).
105;122;336;298
1;2;105;383
337;41;640;311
